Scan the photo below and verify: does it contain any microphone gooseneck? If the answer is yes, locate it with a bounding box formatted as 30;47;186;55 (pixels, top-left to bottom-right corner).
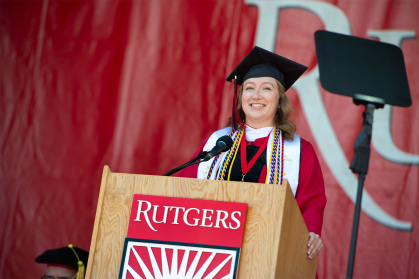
163;135;233;176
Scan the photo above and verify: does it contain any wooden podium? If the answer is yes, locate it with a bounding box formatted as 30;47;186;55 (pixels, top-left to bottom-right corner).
86;166;317;278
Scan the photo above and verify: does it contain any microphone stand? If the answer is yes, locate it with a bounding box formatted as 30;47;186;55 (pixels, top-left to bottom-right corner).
346;98;384;279
163;151;209;176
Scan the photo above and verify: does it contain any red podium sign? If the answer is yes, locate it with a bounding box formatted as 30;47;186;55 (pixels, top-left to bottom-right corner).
119;194;248;279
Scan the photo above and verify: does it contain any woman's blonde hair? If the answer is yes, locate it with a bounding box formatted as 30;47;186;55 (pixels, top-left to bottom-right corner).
236;79;296;141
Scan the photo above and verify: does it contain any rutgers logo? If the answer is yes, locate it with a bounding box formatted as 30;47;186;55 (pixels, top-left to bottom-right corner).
135;200;242;231
246;0;416;230
123;196;245;278
119;240;239;279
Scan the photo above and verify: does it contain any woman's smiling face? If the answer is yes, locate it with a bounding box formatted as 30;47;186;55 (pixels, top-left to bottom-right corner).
241;77;280;128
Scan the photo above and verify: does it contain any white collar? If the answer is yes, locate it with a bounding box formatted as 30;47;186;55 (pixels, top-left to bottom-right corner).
245;125;274;142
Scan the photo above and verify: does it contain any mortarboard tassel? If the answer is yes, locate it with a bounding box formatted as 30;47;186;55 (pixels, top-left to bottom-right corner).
68;244;85;279
232;75;238;131
232;74;245;131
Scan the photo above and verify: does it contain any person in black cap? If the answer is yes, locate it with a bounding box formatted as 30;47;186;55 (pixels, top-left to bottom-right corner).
179;46;326;259
35;244;89;279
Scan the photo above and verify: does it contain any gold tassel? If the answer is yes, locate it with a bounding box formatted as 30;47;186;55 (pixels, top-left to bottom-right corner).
77;261;85;279
68;244;85;279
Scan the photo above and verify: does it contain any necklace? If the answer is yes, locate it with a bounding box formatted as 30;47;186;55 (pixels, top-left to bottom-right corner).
240;129;272;182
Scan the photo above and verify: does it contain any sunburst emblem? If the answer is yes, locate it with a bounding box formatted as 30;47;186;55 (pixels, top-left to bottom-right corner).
120;241;238;279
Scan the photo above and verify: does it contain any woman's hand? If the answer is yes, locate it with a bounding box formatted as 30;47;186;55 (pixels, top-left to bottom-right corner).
307;232;323;259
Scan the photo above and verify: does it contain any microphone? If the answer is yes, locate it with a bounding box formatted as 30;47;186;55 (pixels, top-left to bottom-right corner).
203;136;234;161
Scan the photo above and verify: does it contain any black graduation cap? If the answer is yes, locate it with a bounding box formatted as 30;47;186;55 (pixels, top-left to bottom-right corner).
226;46;308;90
226;46;308;130
35;245;89;271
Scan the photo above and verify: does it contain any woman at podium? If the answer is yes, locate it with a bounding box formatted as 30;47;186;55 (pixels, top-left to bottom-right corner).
179;46;326;259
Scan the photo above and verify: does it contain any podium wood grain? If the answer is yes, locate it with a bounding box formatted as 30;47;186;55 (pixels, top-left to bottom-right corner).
86;166;316;279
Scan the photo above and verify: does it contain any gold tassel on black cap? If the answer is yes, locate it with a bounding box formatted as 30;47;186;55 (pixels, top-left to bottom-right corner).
68;244;85;279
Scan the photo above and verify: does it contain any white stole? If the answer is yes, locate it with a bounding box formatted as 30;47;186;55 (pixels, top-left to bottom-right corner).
197;126;301;196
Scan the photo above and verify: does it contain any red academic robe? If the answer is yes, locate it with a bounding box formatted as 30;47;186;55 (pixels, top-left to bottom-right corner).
178;135;326;236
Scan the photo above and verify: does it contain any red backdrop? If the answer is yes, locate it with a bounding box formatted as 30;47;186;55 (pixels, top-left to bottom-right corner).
1;0;418;278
